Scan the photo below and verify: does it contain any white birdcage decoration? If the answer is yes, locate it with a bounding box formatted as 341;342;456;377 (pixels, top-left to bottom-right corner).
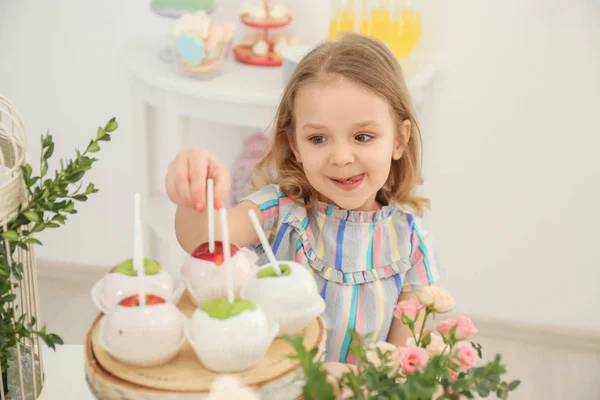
0;96;45;400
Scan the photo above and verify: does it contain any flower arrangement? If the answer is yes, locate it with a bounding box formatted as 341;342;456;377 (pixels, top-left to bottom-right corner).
284;286;521;400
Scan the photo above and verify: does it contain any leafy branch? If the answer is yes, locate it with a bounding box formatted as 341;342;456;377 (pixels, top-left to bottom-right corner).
0;118;118;369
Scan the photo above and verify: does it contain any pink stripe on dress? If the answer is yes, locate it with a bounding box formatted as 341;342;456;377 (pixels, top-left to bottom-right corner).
411;230;429;286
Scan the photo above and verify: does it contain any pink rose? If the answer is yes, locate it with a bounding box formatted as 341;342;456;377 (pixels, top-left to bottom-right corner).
398;347;429;375
455;316;477;340
437;317;478;340
449;369;459;382
394;299;424;320
436;319;456;339
454;342;478;372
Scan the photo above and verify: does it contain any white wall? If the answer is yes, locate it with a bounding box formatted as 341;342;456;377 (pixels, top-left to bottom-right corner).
1;1;599;332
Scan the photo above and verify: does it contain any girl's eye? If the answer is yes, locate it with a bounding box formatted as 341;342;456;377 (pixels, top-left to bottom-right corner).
355;133;374;142
309;135;326;144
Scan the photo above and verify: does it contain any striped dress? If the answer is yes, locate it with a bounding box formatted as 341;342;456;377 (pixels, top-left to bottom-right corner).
242;184;441;363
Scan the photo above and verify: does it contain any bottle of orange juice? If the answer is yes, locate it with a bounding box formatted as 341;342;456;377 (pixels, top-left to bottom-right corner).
329;0;357;41
359;0;391;44
390;0;421;59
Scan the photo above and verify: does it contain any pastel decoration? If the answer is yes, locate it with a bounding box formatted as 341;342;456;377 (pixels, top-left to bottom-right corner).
206;26;225;52
173;10;211;39
177;32;205;65
222;23;237;43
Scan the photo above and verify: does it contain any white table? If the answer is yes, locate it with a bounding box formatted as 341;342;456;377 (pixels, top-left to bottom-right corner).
42;345;95;399
122;37;439;277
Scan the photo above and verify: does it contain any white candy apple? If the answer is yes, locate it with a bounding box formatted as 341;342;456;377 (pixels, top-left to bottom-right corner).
240;261;325;336
99;258;174;312
181;241;257;307
99;293;185;367
186;297;278;372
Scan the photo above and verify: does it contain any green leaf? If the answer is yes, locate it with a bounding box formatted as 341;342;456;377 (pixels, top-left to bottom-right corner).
20;164;32;179
24;238;43;246
85;183;98;195
96;127;106;140
42;134;52;148
63;201;75;213
73;195;88;201
24;212;40;222
421;331;432;348
0;231;19;241
86;142;100;153
41;161;48;177
104;118;118;132
98;134;111;142
69;171;85;183
450;324;458;341
31;223;46;233
508;380;520;390
14;241;28;251
1;294;16;303
44;142;55;159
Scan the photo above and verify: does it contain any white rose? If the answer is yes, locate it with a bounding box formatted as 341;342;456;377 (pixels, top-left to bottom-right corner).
365;341;400;376
417;286;454;314
405;336;418;347
425;333;448;357
416;286;435;307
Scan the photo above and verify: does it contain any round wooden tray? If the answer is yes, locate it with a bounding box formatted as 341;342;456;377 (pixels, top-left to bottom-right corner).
84;291;326;400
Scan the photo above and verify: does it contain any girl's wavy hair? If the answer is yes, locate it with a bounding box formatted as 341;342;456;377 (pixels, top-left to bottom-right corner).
252;33;430;215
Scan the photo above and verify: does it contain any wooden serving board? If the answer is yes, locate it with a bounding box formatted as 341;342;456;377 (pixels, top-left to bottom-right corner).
84;291;326;400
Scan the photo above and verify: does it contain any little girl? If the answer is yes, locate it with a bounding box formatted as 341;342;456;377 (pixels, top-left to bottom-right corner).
165;33;441;364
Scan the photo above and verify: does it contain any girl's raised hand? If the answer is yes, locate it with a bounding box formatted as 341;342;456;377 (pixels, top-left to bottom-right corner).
165;148;231;212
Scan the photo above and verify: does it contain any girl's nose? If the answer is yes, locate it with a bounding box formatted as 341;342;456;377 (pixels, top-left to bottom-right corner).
330;145;354;166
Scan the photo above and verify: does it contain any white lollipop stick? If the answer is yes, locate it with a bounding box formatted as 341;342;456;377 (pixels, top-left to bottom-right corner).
219;207;234;304
248;209;281;276
207;178;215;253
133;192;146;306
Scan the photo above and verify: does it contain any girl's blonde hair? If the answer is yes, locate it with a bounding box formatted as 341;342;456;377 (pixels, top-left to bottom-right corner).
252;33;430;215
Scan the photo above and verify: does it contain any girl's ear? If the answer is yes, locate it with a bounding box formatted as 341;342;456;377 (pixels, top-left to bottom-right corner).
392;119;411;160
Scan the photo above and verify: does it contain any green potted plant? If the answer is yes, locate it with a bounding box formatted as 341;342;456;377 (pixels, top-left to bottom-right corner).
0;117;118;396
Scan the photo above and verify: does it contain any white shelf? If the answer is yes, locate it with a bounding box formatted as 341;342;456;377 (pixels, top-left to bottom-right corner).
122;38;285;128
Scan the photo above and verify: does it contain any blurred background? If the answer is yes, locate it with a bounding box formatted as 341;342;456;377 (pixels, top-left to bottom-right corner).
0;0;599;398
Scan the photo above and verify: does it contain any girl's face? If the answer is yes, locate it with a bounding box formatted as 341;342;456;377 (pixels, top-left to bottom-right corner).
292;77;410;211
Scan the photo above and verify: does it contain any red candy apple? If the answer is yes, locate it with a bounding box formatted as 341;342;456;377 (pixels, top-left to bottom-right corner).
118;293;166;307
191;241;239;266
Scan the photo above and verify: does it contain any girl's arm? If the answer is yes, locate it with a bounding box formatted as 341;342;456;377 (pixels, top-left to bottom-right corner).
386;291;426;348
174;200;261;253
